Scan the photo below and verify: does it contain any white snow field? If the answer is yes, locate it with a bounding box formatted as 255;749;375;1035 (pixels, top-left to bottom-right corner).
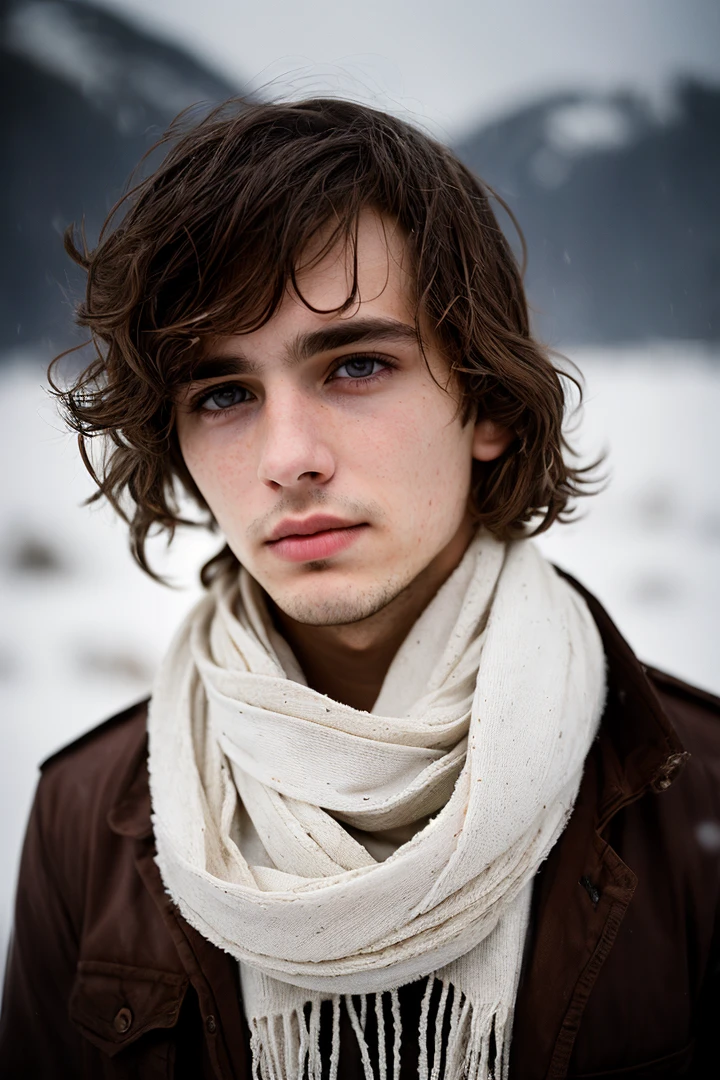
1;343;719;977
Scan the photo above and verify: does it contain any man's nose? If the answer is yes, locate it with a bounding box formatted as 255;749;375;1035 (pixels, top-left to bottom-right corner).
257;393;335;490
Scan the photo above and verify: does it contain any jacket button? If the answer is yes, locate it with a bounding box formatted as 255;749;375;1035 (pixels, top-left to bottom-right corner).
654;751;690;791
205;1014;217;1034
113;1007;133;1034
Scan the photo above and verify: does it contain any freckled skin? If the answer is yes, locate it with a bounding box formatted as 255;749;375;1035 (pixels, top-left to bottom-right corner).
175;210;512;709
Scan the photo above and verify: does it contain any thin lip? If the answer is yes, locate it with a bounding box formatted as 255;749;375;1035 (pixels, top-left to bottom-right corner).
265;514;364;544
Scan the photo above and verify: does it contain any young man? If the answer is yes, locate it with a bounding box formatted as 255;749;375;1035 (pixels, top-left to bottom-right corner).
1;99;718;1080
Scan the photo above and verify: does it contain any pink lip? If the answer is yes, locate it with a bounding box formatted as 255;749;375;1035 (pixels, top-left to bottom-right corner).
266;515;367;563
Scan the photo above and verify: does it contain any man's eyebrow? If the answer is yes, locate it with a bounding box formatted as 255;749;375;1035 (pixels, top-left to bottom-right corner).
186;317;420;382
188;355;256;381
289;317;420;363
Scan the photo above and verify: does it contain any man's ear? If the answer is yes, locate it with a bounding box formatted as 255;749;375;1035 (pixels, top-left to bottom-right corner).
472;418;515;462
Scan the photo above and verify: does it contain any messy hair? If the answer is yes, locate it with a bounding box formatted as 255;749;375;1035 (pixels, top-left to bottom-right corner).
51;97;594;580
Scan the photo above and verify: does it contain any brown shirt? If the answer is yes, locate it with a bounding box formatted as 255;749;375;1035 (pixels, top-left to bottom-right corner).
1;576;719;1078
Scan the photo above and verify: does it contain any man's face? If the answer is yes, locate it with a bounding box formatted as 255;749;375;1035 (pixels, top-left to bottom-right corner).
176;210;503;626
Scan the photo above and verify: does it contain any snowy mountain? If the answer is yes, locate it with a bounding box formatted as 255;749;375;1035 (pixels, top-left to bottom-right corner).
456;83;720;345
1;0;719;352
0;0;239;352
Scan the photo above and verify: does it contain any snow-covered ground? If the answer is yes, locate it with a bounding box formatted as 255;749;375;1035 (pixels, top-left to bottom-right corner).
1;343;719;977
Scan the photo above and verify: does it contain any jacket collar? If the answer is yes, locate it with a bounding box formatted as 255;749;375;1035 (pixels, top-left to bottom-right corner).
107;573;688;841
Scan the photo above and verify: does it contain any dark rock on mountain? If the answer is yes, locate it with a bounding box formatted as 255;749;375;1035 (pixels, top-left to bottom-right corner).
0;0;238;354
455;82;720;345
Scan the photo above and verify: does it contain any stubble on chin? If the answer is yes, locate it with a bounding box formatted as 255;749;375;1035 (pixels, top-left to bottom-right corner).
268;566;410;628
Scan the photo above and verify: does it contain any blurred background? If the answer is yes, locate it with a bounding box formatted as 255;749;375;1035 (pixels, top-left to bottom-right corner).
1;0;719;974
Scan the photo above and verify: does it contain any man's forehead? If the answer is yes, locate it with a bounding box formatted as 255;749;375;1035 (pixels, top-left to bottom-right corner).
291;208;414;313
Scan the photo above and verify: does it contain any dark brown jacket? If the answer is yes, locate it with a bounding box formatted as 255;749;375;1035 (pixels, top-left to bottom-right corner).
1;579;719;1079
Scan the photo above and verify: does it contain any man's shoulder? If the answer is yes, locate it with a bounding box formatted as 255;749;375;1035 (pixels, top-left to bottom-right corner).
635;666;720;836
645;665;720;714
41;697;149;773
37;698;150;818
562;565;720;766
644;665;720;759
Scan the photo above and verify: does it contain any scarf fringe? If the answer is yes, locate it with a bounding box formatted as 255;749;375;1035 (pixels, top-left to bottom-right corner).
246;979;510;1080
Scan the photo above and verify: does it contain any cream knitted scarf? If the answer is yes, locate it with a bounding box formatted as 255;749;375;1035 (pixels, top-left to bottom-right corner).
148;532;606;1079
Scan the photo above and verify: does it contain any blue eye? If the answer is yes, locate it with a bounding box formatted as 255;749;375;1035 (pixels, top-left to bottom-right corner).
201;385;248;411
334;357;383;379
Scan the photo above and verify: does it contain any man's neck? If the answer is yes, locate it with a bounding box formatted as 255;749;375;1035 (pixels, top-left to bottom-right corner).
270;519;475;711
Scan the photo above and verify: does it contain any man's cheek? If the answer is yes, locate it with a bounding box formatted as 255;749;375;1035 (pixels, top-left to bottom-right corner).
209;450;253;501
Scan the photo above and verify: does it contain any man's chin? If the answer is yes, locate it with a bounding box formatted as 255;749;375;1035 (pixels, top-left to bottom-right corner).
264;572;407;629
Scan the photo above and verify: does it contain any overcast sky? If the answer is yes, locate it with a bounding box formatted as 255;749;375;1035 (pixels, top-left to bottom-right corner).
84;0;720;138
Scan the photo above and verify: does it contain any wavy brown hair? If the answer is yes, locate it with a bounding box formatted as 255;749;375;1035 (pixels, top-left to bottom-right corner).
51;97;595;580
